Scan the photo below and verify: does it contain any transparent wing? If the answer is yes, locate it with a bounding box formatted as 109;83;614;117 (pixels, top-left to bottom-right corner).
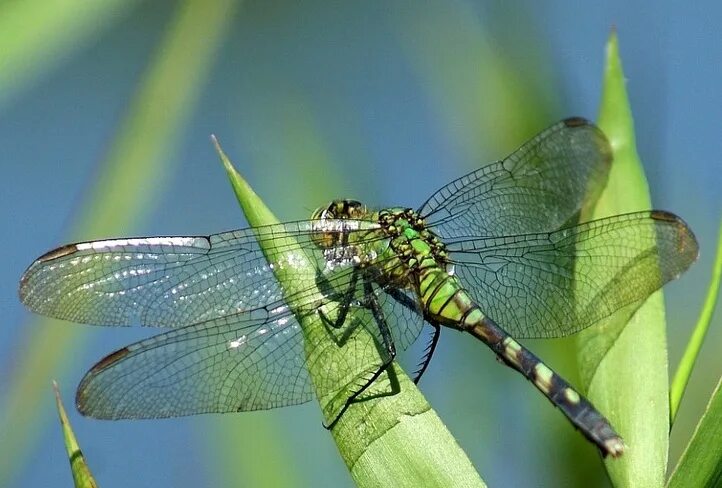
447;211;698;338
76;262;427;419
21;216;434;419
419;117;612;239
76;305;314;418
19;219;383;328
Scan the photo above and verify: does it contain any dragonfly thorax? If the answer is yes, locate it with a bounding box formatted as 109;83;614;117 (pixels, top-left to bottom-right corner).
377;208;449;272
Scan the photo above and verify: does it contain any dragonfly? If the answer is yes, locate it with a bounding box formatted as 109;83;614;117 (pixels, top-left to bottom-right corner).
20;117;698;458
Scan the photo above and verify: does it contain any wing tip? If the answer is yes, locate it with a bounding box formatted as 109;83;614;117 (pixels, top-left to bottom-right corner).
19;244;80;305
76;347;132;418
650;210;700;266
649;209;681;223
561;116;613;170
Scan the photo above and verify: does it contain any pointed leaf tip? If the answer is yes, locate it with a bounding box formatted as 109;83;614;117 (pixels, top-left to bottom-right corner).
54;383;98;488
577;30;669;487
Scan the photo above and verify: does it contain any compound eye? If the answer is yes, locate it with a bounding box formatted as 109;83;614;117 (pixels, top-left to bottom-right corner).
344;200;367;219
311;199;367;221
347;201;360;214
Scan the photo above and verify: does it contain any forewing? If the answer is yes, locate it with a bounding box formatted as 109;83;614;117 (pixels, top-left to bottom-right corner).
19;219;382;328
419;118;612;239
76;306;314;418
447;211;698;338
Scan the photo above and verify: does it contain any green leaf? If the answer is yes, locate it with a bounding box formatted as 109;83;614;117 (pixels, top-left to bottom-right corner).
207;91;345;488
667;375;722;488
213;137;485;488
53;382;98;488
670;220;722;423
575;31;669;486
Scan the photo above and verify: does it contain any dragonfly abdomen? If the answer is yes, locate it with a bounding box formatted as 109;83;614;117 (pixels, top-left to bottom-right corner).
462;305;625;458
417;264;472;329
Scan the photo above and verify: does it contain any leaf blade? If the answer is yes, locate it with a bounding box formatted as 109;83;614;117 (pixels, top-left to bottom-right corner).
667;376;722;488
213;138;486;488
575;31;669;486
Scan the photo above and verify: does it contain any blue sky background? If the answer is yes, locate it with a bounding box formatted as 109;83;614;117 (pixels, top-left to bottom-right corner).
1;1;720;487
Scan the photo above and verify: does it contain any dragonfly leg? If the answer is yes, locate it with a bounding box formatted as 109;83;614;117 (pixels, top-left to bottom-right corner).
411;324;440;384
324;278;397;429
317;267;360;330
384;287;440;383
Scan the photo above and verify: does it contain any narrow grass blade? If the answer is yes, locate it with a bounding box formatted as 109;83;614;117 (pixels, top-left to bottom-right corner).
670;220;722;423
213;137;485;488
53;382;98;488
576;31;670;486
2;1;236;485
667;375;722;488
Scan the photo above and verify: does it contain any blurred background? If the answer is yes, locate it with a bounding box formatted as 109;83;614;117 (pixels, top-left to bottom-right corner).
1;1;720;487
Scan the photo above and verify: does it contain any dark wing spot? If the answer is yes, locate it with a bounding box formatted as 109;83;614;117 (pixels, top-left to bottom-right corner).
650;209;680;223
650;210;699;258
563;116;589;127
37;244;79;263
88;347;132;374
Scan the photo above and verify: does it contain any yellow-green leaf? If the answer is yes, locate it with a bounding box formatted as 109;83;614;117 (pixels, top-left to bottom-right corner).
576;31;669;486
667;375;722;488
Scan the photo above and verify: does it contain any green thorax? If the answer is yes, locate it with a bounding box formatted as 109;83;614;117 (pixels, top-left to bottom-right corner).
376;208;473;326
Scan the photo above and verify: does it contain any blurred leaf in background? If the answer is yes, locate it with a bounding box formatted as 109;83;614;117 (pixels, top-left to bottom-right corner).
0;0;238;486
0;0;140;110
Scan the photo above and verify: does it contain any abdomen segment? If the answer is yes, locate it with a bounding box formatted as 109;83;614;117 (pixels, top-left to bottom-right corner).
462;305;624;458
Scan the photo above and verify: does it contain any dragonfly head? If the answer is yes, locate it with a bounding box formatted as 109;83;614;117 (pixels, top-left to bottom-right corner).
311;199;368;221
310;199;369;249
